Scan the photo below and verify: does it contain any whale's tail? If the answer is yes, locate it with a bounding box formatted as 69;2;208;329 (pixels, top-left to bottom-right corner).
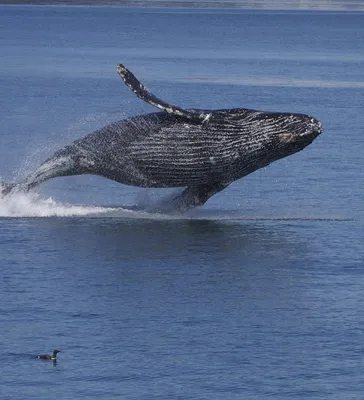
0;182;17;196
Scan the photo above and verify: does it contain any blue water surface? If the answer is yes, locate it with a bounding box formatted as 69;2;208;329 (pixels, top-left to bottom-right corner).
0;5;363;400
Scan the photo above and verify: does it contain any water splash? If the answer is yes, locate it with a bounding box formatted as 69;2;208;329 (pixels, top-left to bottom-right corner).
0;191;117;218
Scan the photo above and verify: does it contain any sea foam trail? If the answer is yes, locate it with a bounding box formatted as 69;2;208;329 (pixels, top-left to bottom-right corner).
0;191;117;218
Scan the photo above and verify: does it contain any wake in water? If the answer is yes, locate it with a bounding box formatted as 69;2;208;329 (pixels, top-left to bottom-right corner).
0;187;352;221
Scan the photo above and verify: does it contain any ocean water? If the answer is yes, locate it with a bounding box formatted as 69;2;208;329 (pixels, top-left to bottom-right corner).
0;5;363;399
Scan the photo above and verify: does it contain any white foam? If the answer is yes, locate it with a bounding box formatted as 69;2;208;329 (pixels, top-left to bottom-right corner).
0;191;117;218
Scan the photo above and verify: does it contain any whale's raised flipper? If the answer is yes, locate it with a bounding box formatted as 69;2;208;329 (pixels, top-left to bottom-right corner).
117;64;210;124
154;182;229;214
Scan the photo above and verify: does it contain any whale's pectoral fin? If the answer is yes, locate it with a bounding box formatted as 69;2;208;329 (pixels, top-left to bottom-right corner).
154;182;229;214
117;64;209;124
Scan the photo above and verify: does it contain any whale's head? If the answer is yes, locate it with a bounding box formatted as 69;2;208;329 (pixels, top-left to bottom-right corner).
225;110;323;177
241;111;323;165
275;113;323;154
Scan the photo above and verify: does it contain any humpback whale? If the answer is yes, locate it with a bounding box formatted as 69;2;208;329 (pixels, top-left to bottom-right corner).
0;64;323;213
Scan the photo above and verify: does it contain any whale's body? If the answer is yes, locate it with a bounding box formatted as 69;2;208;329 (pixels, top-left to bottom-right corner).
0;64;323;212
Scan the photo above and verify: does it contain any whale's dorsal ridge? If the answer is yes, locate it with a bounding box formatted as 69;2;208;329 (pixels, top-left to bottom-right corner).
117;63;207;124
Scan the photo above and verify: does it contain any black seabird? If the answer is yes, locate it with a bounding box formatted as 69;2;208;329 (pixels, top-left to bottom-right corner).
37;349;61;360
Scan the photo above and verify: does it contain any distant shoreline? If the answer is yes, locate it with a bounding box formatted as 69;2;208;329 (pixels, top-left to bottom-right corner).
1;0;364;11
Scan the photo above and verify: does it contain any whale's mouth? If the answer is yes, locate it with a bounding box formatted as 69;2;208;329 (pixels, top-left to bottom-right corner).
305;118;323;137
314;119;323;134
294;117;323;137
279;117;323;146
279;131;319;144
300;120;323;143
